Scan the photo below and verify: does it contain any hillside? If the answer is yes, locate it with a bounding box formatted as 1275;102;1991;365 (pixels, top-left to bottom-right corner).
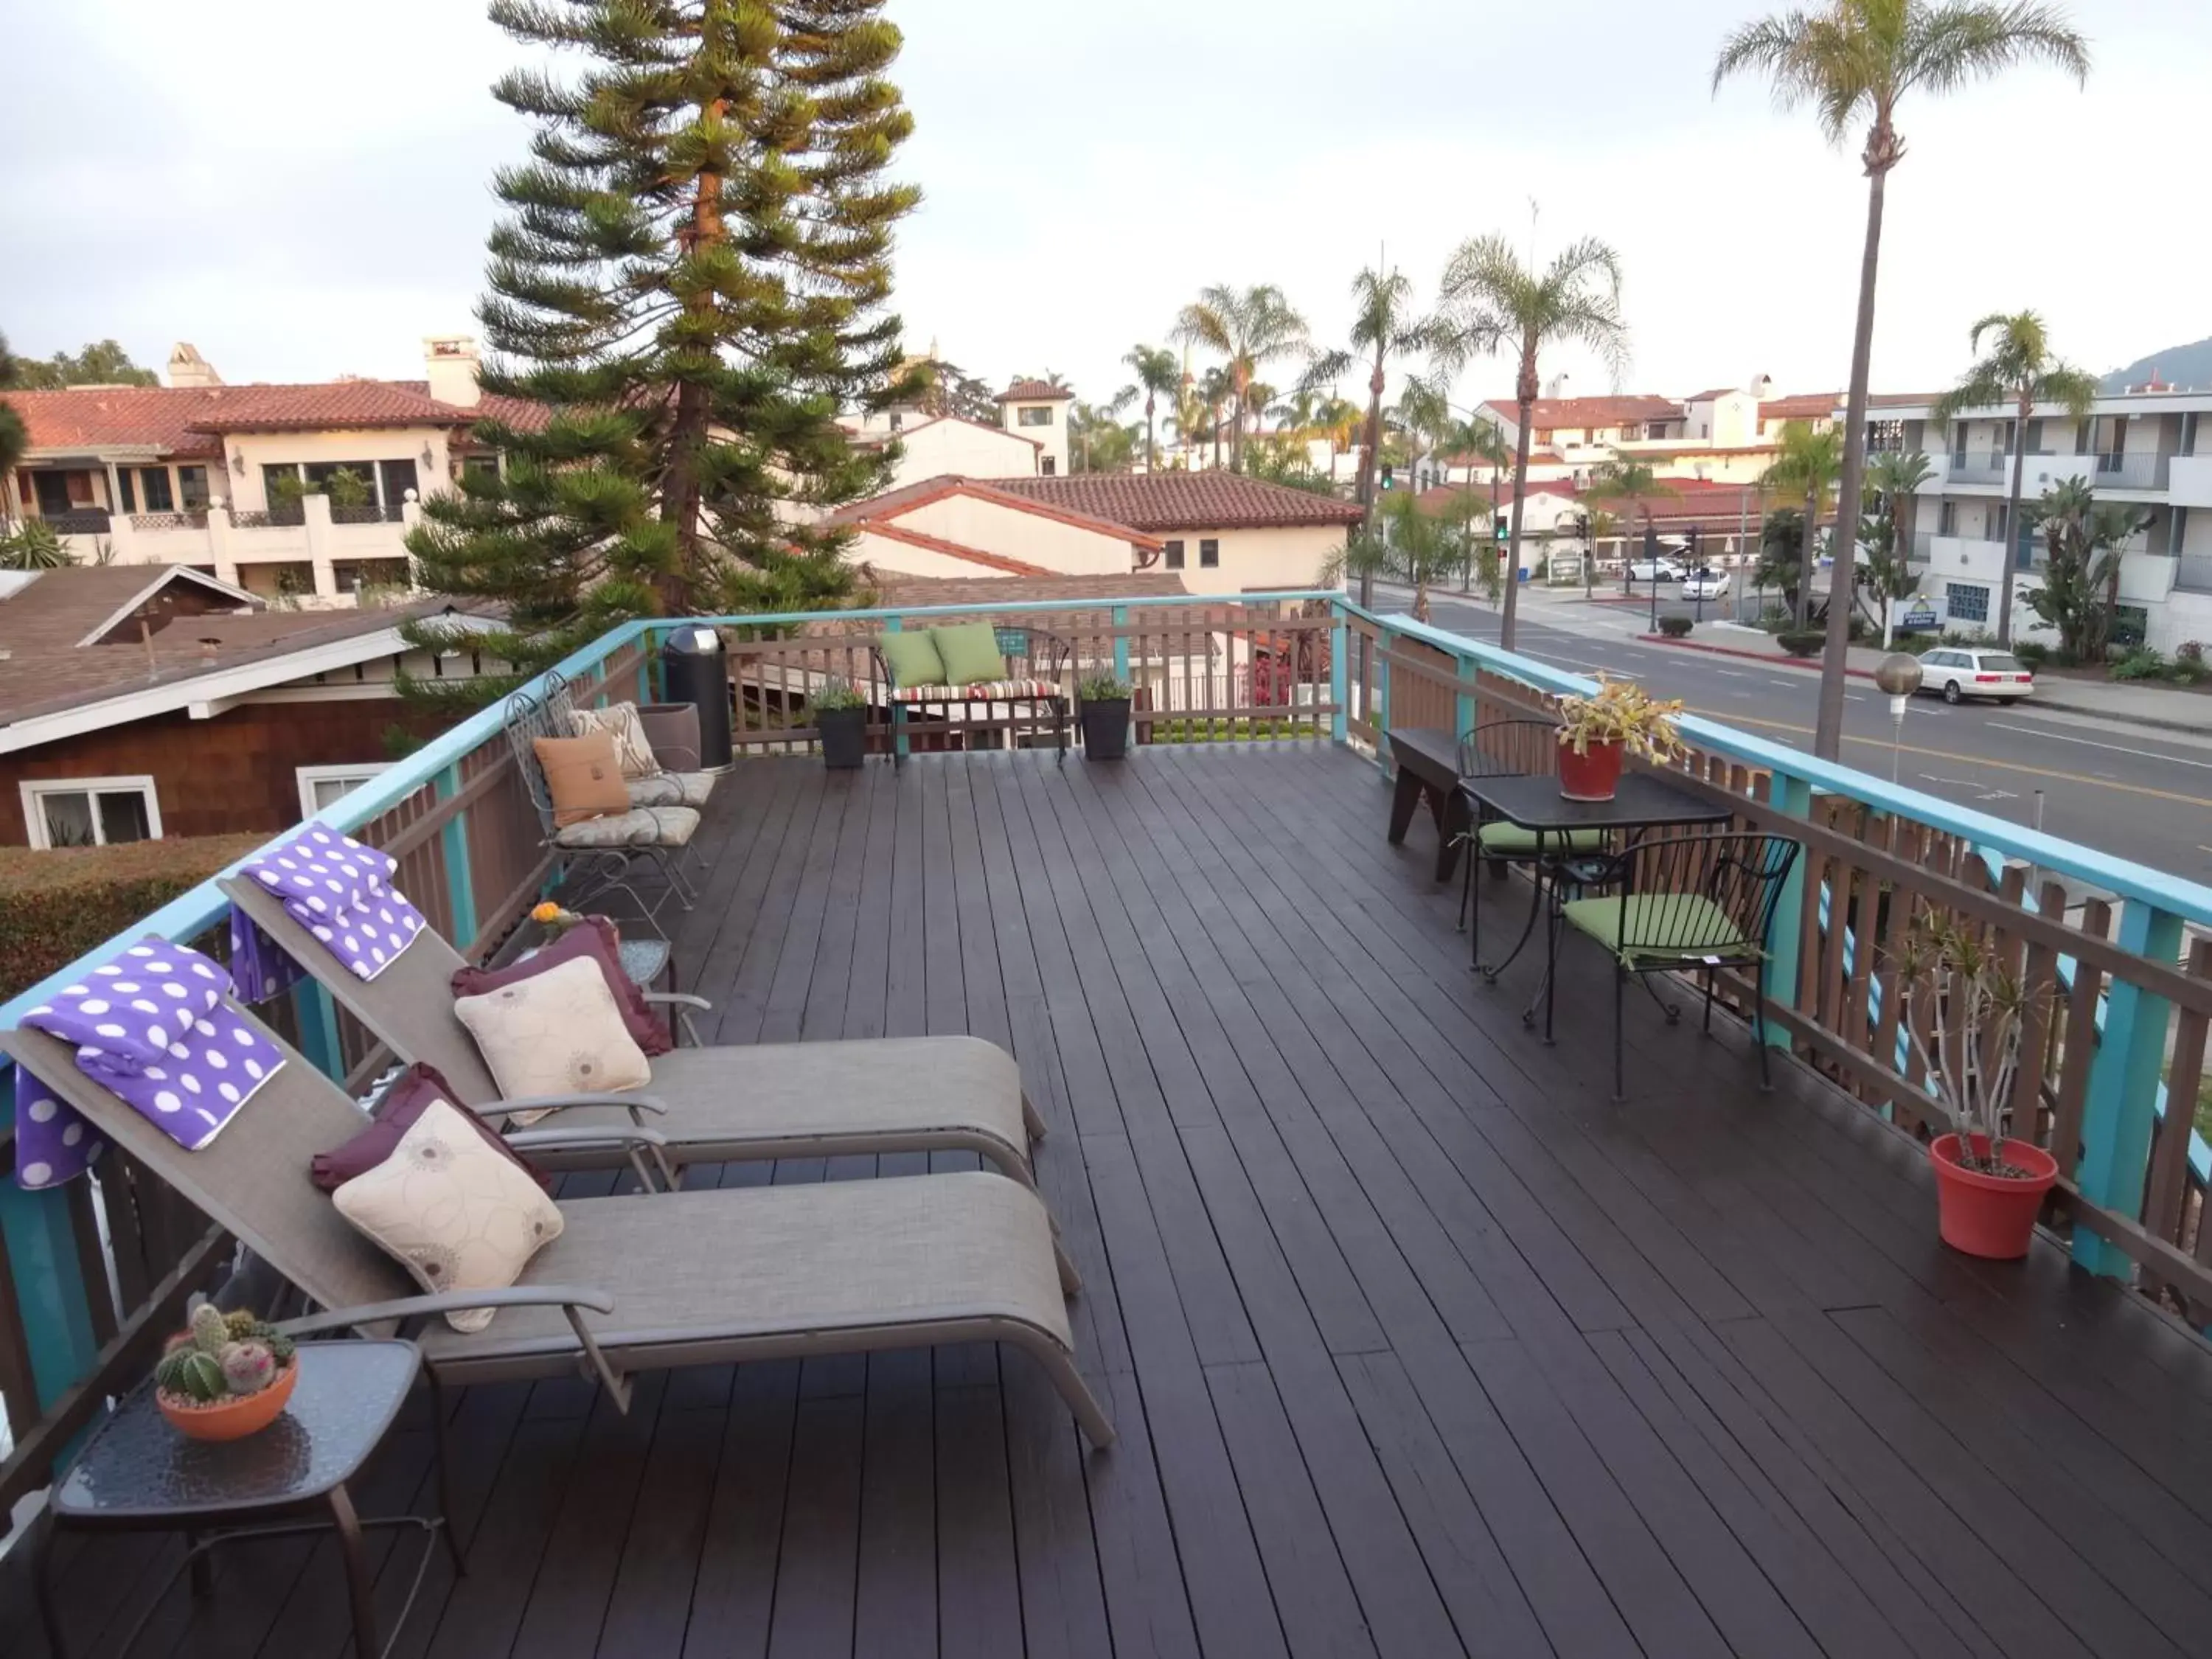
2101;336;2212;393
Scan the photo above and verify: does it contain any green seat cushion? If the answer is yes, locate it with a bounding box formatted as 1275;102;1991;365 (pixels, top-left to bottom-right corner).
878;630;945;689
928;622;1007;685
1475;823;1608;857
1561;892;1757;964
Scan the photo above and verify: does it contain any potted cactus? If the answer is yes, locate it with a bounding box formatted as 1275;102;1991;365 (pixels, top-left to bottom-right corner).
154;1301;300;1441
1553;675;1686;801
1891;915;2057;1259
813;676;869;770
1079;673;1133;760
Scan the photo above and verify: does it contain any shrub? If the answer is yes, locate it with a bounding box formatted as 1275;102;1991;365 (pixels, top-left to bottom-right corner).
2178;641;2205;665
0;833;264;1001
2011;640;2050;667
1656;614;1693;638
1078;672;1132;702
2110;647;2167;682
1775;630;1826;656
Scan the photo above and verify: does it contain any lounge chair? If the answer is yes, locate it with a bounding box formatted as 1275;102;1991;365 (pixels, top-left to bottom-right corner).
220;874;1051;1197
0;1022;1116;1449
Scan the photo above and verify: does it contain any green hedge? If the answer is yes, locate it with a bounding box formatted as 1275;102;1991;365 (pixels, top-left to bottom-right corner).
0;834;266;1003
1775;630;1826;657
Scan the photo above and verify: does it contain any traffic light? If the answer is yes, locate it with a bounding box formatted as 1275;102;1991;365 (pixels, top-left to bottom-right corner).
1380;464;1395;491
1493;515;1510;543
1686;524;1703;565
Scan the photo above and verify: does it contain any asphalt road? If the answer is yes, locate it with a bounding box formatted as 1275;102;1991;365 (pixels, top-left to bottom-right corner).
1367;580;2212;886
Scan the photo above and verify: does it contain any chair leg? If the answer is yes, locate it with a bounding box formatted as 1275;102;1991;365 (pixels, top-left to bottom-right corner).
1021;1093;1047;1141
1756;975;1773;1091
1613;964;1627;1102
1019;1335;1116;1450
1458;844;1472;933
1702;968;1717;1037
1053;1239;1082;1297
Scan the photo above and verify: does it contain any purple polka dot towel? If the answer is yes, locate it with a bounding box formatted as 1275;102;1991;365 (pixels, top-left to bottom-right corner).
240;825;427;984
17;937;286;1173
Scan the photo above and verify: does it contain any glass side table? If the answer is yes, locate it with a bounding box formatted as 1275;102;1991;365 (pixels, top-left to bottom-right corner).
36;1339;459;1659
516;934;681;1042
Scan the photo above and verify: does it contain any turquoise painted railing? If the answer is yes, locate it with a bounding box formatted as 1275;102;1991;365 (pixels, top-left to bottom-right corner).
4;585;2208;1496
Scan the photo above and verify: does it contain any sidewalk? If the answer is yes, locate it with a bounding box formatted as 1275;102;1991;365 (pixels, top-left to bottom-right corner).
1633;625;2212;734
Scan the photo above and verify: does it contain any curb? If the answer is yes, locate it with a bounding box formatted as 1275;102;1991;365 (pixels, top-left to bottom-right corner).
1635;634;1879;682
2028;695;2210;737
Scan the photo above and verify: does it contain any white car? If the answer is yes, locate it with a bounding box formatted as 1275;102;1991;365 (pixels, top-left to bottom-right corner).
1917;646;2035;705
1680;568;1728;601
1625;559;1681;582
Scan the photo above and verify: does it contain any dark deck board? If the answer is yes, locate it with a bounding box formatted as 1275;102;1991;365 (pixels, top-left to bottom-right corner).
13;744;2212;1659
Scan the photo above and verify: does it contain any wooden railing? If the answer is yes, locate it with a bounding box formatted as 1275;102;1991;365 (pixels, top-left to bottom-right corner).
1344;603;2212;1313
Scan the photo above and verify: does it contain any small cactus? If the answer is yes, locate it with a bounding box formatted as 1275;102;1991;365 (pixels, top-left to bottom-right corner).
223;1308;262;1340
219;1340;276;1396
160;1349;229;1403
189;1301;232;1356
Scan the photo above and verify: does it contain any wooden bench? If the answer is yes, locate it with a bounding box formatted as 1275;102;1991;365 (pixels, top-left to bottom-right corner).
1384;725;1471;883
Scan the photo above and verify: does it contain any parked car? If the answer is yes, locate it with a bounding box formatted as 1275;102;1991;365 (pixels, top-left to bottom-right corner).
1680;568;1728;601
1625;558;1681;582
1917;646;2035;704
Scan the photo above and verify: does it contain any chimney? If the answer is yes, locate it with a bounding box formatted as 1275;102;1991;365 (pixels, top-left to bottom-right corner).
1750;372;1773;400
423;335;481;408
167;343;223;388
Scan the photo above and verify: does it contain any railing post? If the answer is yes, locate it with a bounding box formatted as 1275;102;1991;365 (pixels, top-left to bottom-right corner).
435;762;479;953
1455;652;1478;738
1329;605;1349;744
291;978;344;1082
1112;605;1132;750
2073;897;2185;1279
1376;624;1395;776
636;623;655;704
1761;768;1814;1047
0;1071;100;1411
884;614;911;761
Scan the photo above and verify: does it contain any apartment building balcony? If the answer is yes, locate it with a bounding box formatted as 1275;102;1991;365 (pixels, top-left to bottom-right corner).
4;595;2211;1659
2092;451;2171;491
49;493;420;604
1944;449;2012;484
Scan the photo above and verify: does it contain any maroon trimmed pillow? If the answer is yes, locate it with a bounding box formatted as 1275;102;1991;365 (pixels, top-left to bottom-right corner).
312;1062;552;1193
449;917;671;1057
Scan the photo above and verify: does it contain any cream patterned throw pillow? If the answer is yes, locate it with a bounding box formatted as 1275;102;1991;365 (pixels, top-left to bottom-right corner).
333;1098;564;1331
571;703;658;780
453;954;652;1110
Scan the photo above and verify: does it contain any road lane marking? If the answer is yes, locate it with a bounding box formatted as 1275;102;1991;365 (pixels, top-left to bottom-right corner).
1680;706;2212;807
1984;720;2212;771
1714;669;1750;678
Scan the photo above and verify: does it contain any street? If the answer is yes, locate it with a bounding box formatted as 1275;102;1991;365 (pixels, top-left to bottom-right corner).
1368;579;2212;884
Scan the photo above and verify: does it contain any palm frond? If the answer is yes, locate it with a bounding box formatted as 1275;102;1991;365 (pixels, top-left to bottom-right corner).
1904;2;2089;97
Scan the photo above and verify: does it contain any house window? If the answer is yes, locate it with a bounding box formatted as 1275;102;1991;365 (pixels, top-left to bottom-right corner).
296;764;390;821
178;465;210;509
377;459;420;507
1163;539;1185;570
460;454;499;484
114;469;136;512
1199;538;1220;568
888;411;903;430
1018;406;1054;428
139;467;175;512
1944;582;1990;624
1040;456;1056;476
21;776;161;849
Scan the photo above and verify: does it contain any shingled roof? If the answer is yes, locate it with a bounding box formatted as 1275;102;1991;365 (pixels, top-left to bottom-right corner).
995;379;1075;403
2;380;544;458
989;472;1363;532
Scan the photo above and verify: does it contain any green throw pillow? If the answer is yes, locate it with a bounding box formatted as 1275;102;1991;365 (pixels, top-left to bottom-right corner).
878;630;946;689
930;622;1006;686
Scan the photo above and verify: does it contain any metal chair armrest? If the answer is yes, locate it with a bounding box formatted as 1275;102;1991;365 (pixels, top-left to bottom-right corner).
471;1092;669;1121
639;991;712;1011
274;1284;616;1338
504;1124;670;1154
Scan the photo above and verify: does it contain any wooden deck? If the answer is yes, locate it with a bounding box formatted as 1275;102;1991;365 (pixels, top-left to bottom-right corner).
13;742;2212;1659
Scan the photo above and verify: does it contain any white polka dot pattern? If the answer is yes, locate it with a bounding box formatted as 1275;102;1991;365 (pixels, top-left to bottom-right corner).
238;826;427;987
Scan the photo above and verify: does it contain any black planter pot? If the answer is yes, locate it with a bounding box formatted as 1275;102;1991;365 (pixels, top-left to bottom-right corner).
1080;699;1131;760
818;706;867;770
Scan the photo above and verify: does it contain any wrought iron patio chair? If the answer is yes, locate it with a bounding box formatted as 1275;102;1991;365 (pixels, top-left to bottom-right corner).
1547;830;1801;1101
1455;717;1610;967
542;669;712;888
872;626;1071;765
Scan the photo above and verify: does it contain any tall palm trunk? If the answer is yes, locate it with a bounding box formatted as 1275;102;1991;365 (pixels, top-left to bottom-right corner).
1798;487;1818;630
1354;354;1385;521
1144;394;1156;473
1502;339;1538;652
1995;390;2028;644
1815;143;1892;759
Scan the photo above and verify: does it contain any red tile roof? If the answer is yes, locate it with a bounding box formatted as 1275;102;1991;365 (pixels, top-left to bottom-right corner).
995;379;1074;403
846;519;1054;576
1478;394;1683;430
3;386;229;459
827;476;1167;550
1756;392;1843;422
990;472;1364;532
1;379;543;458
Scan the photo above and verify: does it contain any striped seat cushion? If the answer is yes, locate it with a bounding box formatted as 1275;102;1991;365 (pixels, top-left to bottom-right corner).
889;679;1063;703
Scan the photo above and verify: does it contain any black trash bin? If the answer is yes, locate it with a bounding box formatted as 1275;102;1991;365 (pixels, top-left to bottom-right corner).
660;625;733;771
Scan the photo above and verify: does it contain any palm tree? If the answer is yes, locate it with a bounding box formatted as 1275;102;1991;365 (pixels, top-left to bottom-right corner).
1714;0;2090;754
1325;491;1465;625
1316;396;1363;484
1121;344;1180;473
1759;421;1844;628
1304;267;1448;529
1392;375;1455;493
1435;233;1629;649
1861;449;1933;636
2029;476;2148;662
1173;285;1310;470
1931;310;2099;644
1578;504;1618;598
0;400;26;526
1583;458;1676;588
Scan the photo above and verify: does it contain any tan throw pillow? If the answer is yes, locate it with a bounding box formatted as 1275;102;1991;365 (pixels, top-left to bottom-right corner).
571;703;658;780
533;732;630;827
452;955;652;1111
332;1097;563;1332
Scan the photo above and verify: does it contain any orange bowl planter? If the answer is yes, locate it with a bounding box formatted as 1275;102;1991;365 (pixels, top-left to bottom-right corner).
157;1355;299;1441
1929;1134;2057;1259
1557;738;1624;802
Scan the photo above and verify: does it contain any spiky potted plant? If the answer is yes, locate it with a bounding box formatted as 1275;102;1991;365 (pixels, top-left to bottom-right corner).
813;676;869;771
1891;915;2056;1259
1078;673;1133;760
154;1300;300;1441
1552;675;1686;801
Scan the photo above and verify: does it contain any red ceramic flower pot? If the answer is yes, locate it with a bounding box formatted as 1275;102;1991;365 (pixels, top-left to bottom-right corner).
1557;738;1624;802
1929;1133;2057;1259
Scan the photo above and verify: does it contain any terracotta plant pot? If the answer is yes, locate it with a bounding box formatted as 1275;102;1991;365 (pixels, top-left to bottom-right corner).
1557;737;1625;802
1929;1133;2058;1259
158;1356;299;1442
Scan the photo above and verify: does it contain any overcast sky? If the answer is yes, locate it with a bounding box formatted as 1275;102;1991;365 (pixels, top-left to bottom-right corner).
6;1;2207;416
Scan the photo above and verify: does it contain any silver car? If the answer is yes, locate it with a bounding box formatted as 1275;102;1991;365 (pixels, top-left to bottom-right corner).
1917;646;2035;704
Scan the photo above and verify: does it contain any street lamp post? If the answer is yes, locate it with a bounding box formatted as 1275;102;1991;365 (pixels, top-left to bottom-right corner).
1874;653;1924;783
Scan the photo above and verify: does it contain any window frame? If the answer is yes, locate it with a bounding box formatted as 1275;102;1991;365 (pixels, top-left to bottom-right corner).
1198;538;1220;568
1017;405;1054;428
20;775;163;849
1942;582;1991;625
1162;538;1186;570
295;764;391;821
